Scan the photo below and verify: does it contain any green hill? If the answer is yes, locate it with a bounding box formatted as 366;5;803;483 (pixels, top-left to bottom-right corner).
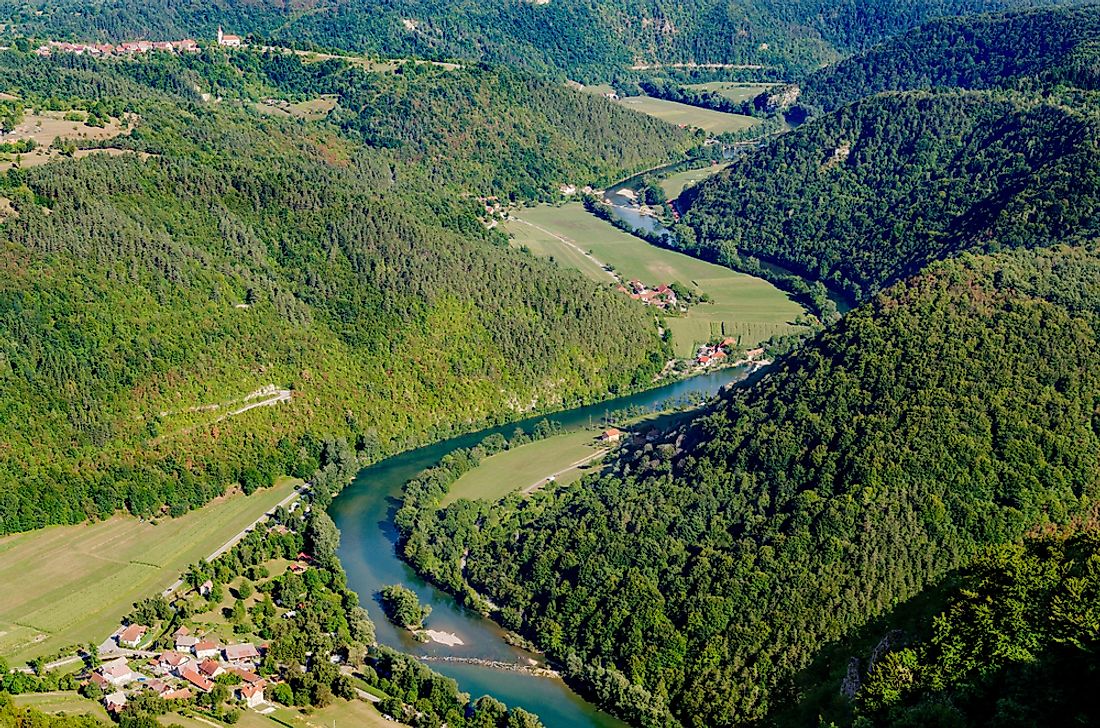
677;90;1100;301
0;0;1091;79
397;242;1100;726
801;4;1100;111
0;50;682;535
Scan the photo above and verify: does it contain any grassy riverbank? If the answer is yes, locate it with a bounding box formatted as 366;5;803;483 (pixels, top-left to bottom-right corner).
659;162;730;198
441;428;601;506
617;96;758;133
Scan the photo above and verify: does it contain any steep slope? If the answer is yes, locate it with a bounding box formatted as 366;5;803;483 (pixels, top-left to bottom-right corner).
397;243;1100;726
0;51;679;535
0;0;1089;78
677;90;1100;300
842;528;1100;727
801;3;1100;111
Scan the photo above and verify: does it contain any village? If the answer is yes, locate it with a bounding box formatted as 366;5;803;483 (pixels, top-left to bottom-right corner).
32;26;243;57
90;624;267;716
82;542;314;720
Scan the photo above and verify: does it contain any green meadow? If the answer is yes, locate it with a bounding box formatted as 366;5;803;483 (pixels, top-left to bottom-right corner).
506;204;806;356
686;82;776;103
618;96;758;133
659;163;729;198
0;477;301;663
442;428;601;506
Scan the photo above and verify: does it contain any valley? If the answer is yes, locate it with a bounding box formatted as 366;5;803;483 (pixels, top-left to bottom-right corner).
505;203;806;358
0;3;1097;728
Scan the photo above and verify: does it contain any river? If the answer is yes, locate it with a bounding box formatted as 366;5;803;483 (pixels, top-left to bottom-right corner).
603;158;854;314
328;367;750;728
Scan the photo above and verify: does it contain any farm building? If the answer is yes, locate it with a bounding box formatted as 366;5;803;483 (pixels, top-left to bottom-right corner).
599;428;623;443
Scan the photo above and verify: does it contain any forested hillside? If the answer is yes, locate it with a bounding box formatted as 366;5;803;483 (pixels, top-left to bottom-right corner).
842;528;1100;726
0;0;1088;78
0;49;681;535
801;4;1100;111
677;90;1100;301
397;243;1100;726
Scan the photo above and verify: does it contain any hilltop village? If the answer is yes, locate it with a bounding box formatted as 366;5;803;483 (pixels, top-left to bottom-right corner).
33;27;242;57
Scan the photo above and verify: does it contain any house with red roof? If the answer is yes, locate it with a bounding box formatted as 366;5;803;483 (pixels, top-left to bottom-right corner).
238;682;266;708
599;428;622;444
118;623;148;648
224;643;260;663
180;667;214;693
198;658;224;679
194;640;220;659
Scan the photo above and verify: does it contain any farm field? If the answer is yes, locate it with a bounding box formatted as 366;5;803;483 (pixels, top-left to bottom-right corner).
442;428;601;506
659;163;729;198
505;204;805;356
686;82;775;103
0;477;301;664
617;96;758;133
13;690;111;722
238;698;398;728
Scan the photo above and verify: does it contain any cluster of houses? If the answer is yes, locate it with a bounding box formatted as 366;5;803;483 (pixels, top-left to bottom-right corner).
616;279;679;309
91;626;267;715
696;338;765;367
32;27;243;58
34;38;199;57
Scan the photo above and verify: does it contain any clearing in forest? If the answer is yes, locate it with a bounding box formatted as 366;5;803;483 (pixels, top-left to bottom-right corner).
506;203;805;357
617;96;758;134
0;477;300;663
0;109;131;171
442;428;601;506
659;162;729;198
686;82;776;103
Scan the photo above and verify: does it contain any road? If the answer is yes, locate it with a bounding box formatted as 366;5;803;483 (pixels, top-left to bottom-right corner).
520;448;609;496
160;482;307;597
511;218;620;283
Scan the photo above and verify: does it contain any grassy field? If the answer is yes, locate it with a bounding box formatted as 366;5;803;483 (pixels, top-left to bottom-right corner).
157;699;401;728
442;429;602;506
0;477;301;663
505;204;805;356
617;96;757;134
659;163;729;198
576;83;617;96
686;82;775;103
443;409;704;507
13;691;111;722
242;699;398;728
255;95;338;120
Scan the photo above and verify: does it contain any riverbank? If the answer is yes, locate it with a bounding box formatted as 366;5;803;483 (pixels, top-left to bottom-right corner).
330;368;748;728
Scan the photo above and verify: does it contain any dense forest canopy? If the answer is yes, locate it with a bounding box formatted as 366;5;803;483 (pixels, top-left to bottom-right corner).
800;3;1100;111
677;89;1100;301
398;243;1100;726
0;0;1091;78
842;528;1100;726
0;49;684;535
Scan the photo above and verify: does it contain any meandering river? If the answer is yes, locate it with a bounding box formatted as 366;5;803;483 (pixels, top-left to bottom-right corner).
329;367;750;727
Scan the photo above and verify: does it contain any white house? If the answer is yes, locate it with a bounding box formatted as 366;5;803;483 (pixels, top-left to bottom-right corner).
238;682;266;708
117;623;147;648
100;657;135;687
194;640;220;659
217;27;242;47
